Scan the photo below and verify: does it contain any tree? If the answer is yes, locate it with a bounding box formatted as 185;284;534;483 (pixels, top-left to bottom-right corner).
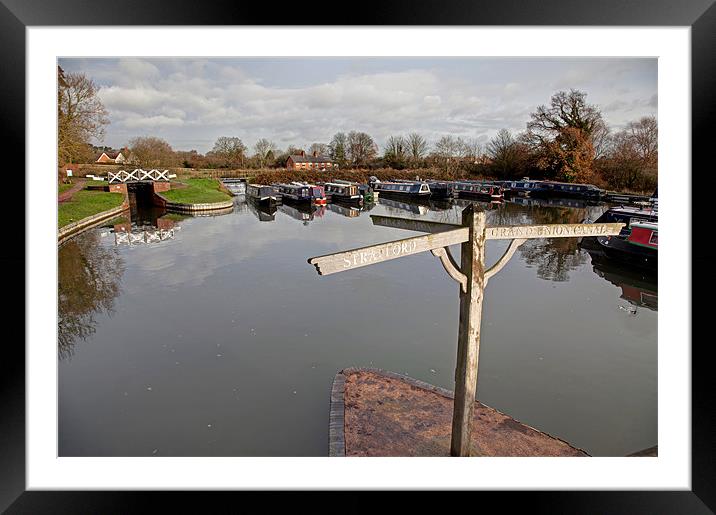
595;115;658;192
210;136;247;168
253;138;277;168
57;66;109;165
406;133;428;166
432;135;464;173
346;131;377;167
625;116;658;164
128;136;177;168
462;138;484;164
329;133;348;168
309;142;329;156
384;135;408;169
526;89;604;182
486;129;531;179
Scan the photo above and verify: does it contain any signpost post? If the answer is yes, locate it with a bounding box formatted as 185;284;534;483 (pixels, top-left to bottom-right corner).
308;204;623;456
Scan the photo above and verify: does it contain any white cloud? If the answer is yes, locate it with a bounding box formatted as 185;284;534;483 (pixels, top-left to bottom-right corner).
60;57;658;152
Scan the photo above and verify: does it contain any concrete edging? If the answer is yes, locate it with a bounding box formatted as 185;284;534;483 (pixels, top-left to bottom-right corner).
155;191;234;212
57;201;128;245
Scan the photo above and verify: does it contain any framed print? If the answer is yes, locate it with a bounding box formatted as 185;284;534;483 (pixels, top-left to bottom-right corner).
3;0;712;511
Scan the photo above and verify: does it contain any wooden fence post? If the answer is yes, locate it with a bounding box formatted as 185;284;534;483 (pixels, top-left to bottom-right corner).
450;204;486;457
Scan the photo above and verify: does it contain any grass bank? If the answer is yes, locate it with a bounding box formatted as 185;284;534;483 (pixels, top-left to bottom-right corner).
58;190;126;228
161;178;233;204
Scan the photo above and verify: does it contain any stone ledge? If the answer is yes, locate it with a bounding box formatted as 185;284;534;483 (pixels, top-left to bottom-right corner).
58;201;129;246
332;367;591;457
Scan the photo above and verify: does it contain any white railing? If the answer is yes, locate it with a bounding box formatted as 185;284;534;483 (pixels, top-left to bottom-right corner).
108;169;174;183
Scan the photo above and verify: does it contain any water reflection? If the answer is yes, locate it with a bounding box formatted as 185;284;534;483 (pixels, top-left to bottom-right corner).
277;203;326;224
58;194;657;456
327;202;361;218
245;196;277;222
58;231;124;359
588;250;658;312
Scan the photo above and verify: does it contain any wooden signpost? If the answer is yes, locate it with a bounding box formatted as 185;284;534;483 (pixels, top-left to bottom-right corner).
308;204;624;456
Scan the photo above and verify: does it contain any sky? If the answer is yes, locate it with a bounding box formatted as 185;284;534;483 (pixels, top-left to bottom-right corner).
58;57;657;154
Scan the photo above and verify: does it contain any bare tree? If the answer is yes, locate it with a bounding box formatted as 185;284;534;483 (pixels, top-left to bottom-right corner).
347;131;377;167
309;142;329;156
384;135;408;169
486;129;528;178
128;136;177;168
406;133;428;165
58;66;109;164
254;138;277;168
210;136;247;168
462;137;484;163
625;116;658;163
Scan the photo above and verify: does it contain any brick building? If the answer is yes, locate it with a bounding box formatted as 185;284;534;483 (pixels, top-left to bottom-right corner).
286;150;337;171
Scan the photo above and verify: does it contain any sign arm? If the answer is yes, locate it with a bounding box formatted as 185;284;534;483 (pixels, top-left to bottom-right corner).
484;238;527;282
431;247;467;293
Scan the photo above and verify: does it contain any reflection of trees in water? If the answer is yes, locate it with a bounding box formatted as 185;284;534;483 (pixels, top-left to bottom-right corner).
491;204;590;282
58;231;124;360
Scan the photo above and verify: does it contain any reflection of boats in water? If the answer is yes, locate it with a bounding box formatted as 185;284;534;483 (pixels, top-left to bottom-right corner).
327;202;361;218
452;198;503;210
508;196;601;209
246;195;277;221
587;249;658;311
378;196;429;215
278;202;323;224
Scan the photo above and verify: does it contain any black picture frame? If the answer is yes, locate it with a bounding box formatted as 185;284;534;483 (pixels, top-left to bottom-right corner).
2;0;711;511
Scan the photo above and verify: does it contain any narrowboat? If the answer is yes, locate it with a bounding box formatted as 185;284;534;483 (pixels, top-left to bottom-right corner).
593;221;657;271
453;181;504;201
323;182;363;205
528;180;604;200
369;177;431;198
274;183;326;206
497;178;541;197
246;183;278;205
425;180;457;200
333;179;377;202
579;205;658;270
290;181;327;205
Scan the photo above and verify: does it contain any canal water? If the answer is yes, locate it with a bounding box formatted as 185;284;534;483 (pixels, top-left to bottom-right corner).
58;196;657;457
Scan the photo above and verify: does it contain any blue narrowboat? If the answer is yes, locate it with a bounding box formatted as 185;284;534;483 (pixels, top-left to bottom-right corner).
453;181;504;201
529;180;604;200
369;178;431;198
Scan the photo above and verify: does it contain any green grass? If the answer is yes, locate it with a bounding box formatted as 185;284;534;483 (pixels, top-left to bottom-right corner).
85;180;109;188
58;190;125;229
161;178;232;204
58;183;75;194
